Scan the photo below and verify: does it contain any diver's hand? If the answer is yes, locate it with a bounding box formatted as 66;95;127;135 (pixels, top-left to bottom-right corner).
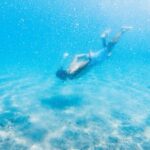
63;52;69;59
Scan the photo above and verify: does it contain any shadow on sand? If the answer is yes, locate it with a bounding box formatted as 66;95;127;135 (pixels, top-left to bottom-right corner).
41;94;82;110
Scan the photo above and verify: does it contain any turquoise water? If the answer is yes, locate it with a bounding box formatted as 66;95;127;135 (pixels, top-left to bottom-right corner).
0;0;150;149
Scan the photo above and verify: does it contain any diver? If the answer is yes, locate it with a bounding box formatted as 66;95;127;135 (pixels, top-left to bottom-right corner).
56;26;132;80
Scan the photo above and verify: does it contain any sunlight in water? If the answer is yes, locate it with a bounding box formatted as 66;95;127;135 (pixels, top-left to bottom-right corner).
0;0;150;149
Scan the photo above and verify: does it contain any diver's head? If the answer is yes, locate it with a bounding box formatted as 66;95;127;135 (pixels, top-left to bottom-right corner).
56;68;68;80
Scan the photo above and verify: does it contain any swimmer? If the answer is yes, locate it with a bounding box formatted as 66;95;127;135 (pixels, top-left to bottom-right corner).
56;26;132;80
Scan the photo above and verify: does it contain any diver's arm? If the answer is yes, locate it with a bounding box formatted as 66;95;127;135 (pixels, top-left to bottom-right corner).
68;59;90;75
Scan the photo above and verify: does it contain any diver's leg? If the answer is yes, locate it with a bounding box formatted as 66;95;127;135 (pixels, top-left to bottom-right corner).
101;29;111;48
101;35;107;47
107;26;132;52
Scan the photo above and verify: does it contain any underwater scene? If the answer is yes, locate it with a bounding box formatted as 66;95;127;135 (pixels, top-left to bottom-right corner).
0;0;150;149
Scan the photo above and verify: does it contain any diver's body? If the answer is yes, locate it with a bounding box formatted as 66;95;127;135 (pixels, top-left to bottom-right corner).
56;26;132;80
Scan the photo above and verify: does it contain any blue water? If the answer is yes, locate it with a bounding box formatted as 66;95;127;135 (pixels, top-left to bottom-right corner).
0;0;150;149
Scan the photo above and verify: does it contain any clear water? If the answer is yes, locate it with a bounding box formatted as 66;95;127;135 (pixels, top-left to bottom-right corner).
0;0;150;149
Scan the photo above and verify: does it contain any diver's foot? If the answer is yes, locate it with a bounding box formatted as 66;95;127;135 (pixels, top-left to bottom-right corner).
101;29;111;38
121;26;133;33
